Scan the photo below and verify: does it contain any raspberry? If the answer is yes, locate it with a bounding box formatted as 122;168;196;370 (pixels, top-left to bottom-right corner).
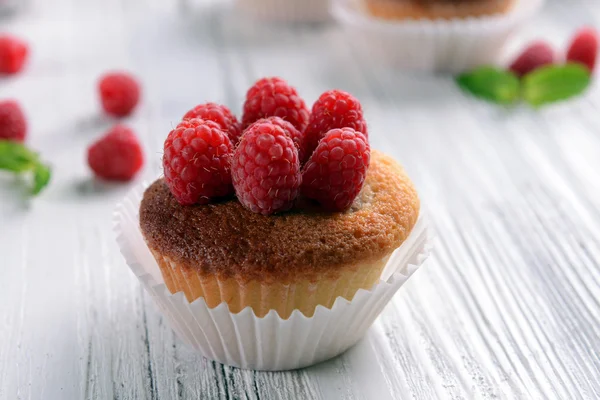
87;125;144;181
252;116;308;164
567;27;599;72
0;100;26;142
304;90;368;159
183;103;242;145
231;120;301;215
242;77;309;132
98;72;141;117
0;35;28;75
163;118;233;205
509;41;555;77
301;128;370;212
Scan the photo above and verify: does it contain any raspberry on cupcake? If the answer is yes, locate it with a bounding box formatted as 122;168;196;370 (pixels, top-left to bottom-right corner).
162;118;233;205
252;116;308;165
242;77;310;131
232;119;301;215
302;128;370;211
183;103;243;145
304;89;368;158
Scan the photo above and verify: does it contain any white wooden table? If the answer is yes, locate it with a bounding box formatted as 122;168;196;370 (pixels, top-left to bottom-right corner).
2;0;600;398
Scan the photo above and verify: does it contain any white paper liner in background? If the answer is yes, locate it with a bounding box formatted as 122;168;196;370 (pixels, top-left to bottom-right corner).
332;0;545;73
114;184;431;371
234;0;332;23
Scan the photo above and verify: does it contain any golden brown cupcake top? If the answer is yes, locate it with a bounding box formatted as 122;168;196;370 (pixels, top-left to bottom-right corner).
410;0;490;3
366;0;514;19
140;150;420;283
371;0;502;4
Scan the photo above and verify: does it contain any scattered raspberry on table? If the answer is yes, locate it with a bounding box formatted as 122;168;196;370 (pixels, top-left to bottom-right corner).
0;35;28;75
251;116;308;165
87;125;144;181
242;77;309;132
304;90;368;158
509;41;555;77
0;100;27;142
163;118;233;205
301;127;370;212
232;119;301;215
183;103;242;145
98;72;141;117
567;27;599;72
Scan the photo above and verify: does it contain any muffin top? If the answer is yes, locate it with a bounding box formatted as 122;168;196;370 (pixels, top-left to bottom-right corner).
377;0;497;4
140;150;419;283
366;0;514;19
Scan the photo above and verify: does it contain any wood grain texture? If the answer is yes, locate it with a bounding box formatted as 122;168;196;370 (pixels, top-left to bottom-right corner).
1;0;600;398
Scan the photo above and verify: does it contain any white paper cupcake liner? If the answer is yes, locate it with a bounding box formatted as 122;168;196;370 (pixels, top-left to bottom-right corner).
332;0;545;73
113;183;431;371
234;0;332;23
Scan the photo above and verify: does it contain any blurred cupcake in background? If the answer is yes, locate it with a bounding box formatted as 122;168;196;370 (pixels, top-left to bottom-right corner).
332;0;544;72
235;0;331;23
365;0;515;20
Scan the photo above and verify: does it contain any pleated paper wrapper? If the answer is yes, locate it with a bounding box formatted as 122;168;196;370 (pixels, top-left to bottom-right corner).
114;184;431;371
332;0;545;73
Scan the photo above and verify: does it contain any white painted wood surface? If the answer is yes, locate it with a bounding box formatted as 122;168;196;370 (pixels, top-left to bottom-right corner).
2;0;600;398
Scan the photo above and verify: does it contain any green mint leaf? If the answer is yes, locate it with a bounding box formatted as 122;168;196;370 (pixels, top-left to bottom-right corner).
523;63;592;107
0;140;38;172
0;140;51;196
32;163;51;195
457;66;520;105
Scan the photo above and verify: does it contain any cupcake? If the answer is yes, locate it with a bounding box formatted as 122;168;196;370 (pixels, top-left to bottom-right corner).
365;0;515;20
332;0;544;72
140;149;419;319
116;78;430;370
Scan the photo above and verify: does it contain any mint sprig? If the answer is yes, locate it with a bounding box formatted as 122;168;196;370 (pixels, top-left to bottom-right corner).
457;64;592;107
0;140;51;195
523;63;591;107
457;67;520;105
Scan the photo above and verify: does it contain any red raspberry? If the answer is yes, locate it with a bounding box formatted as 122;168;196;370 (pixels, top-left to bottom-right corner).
0;100;26;142
509;41;555;77
567;27;599;72
98;72;141;117
183;103;242;145
252;116;307;164
163;118;233;205
304;90;368;159
301;128;370;212
87;125;144;181
242;77;309;132
231;120;301;215
0;35;28;75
